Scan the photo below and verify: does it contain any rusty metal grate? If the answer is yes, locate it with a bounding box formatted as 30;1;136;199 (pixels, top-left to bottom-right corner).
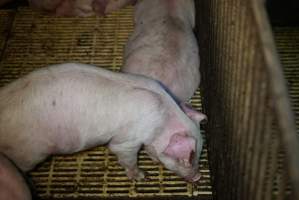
0;7;212;199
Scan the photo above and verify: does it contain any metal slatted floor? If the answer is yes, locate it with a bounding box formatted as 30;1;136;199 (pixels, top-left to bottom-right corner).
272;26;299;197
0;7;212;199
274;26;299;134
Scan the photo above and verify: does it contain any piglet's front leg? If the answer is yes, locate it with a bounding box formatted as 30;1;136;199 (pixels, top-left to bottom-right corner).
109;140;145;181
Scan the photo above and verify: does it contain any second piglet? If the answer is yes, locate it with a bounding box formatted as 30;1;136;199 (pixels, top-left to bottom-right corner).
122;0;200;102
0;63;206;182
0;153;32;200
28;0;136;17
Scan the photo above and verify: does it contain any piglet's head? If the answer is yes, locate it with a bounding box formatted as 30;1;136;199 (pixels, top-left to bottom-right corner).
164;133;195;167
163;133;201;182
145;113;204;182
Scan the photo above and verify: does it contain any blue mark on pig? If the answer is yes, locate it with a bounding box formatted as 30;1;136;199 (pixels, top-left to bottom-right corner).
155;80;181;105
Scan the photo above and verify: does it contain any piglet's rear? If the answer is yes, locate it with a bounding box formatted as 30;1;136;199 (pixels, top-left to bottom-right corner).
123;0;200;102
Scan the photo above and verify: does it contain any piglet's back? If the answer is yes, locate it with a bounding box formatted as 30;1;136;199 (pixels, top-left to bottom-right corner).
0;63;143;171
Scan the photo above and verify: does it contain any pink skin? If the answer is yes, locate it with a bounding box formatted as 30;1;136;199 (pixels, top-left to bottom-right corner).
181;103;208;125
55;0;75;16
28;0;136;17
123;0;199;102
102;0;137;14
178;103;207;181
29;0;95;17
0;153;31;200
164;133;196;168
145;104;206;182
163;133;202;182
92;0;109;16
0;63;205;182
28;0;63;13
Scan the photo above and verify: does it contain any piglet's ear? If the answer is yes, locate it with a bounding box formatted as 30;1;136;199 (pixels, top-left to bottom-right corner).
163;133;196;167
181;103;207;125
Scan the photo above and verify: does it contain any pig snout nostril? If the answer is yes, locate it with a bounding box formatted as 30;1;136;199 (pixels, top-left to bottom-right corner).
192;173;201;182
189;150;195;164
184;170;201;183
187;173;201;183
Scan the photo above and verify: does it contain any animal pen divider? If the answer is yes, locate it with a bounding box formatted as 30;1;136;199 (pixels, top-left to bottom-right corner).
195;0;299;199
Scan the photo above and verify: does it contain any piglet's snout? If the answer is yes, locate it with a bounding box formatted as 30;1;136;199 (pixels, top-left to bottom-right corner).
185;171;201;182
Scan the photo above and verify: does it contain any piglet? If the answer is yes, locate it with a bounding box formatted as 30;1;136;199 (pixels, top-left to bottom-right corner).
122;0;199;102
28;0;136;17
0;63;206;182
0;153;31;200
93;0;137;16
